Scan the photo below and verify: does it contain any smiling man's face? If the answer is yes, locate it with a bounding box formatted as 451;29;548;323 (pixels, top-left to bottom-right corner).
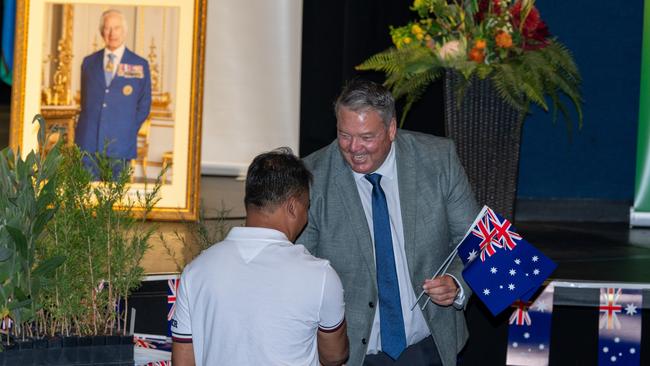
336;107;396;174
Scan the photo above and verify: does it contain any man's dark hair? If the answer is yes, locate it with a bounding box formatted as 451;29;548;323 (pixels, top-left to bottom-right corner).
244;147;313;211
334;78;396;127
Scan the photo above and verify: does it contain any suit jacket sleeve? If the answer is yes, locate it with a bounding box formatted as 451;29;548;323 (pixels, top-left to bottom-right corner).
136;61;152;126
442;140;478;307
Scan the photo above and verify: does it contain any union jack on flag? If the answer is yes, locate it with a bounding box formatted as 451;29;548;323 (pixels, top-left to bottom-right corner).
506;284;555;366
597;287;643;365
134;336;157;349
599;288;623;330
509;300;533;326
487;209;522;251
144;361;171;366
168;278;180;321
471;212;502;262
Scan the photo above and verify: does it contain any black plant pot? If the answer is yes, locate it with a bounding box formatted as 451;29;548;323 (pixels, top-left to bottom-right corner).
0;334;134;365
444;69;525;221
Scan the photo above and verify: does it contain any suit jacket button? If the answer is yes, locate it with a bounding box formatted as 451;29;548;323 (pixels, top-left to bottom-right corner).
368;302;374;308
361;338;367;345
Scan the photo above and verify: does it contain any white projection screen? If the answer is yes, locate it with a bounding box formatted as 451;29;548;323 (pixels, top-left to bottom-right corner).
200;0;303;177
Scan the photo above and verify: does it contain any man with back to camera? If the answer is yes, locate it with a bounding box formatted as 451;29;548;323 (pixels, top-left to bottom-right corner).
297;79;479;366
75;9;151;177
171;148;349;366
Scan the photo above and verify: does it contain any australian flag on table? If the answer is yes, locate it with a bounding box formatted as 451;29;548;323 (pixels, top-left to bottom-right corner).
456;206;557;315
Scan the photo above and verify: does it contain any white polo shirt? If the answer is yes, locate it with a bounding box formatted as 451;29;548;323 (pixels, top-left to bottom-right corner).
171;227;345;366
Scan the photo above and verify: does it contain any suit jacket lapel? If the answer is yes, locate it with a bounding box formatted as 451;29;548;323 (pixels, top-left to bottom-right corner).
395;134;418;280
120;48;133;66
332;148;377;282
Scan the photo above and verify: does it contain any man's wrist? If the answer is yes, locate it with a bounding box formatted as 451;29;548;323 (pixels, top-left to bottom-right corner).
444;274;466;307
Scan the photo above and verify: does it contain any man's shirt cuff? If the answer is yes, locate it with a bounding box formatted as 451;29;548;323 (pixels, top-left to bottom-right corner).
445;274;466;308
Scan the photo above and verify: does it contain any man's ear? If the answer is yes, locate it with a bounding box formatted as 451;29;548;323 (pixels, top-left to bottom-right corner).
286;196;298;219
388;118;397;141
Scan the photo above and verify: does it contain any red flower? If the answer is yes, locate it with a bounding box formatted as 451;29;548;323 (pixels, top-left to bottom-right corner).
475;0;502;23
510;1;550;50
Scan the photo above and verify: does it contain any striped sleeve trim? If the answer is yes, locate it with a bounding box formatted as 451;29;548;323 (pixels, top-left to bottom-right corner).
171;332;193;343
318;316;345;333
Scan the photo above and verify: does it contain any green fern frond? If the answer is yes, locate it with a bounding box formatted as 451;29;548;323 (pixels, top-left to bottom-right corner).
397;71;440;126
522;51;555;80
555;99;573;138
392;68;439;100
492;64;528;112
356;47;408;75
520;81;548;111
543;41;580;81
391;68;442;125
547;71;584;128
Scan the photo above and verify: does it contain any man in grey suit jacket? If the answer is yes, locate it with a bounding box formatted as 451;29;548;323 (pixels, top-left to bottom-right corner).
297;79;479;366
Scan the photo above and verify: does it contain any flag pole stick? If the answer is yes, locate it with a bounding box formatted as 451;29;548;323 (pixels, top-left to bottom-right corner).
421;255;456;310
410;248;458;310
410;206;489;311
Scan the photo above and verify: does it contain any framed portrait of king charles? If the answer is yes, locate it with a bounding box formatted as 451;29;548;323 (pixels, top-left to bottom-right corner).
9;0;206;220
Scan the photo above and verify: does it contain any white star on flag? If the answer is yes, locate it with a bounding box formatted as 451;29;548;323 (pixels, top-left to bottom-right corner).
533;269;540;275
532;256;539;262
509;269;517;276
625;303;638;315
483;288;491;295
490;267;498;274
514;258;521;265
508;283;515;290
467;249;478;262
535;300;548;312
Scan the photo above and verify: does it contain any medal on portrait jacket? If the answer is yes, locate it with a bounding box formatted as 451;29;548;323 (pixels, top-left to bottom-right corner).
123;85;133;96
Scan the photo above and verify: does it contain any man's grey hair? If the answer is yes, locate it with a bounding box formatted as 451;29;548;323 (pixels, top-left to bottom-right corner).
99;9;128;36
334;79;396;127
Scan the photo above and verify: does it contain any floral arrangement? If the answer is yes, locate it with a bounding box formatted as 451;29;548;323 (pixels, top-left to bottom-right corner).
357;0;582;128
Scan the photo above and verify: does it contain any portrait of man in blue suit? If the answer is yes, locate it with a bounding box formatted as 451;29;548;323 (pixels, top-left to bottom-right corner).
75;8;151;176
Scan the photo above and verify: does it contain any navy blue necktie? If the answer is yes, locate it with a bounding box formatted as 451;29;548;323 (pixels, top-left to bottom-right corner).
365;173;407;360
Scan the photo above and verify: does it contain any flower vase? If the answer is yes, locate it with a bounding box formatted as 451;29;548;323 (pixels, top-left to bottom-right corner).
443;70;524;221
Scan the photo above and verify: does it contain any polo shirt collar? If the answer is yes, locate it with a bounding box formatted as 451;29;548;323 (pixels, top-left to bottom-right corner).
226;227;291;263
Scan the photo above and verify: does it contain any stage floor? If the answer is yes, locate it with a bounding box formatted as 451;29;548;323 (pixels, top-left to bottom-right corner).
517;221;650;283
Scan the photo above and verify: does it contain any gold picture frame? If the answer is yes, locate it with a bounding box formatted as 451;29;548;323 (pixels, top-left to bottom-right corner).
9;0;206;221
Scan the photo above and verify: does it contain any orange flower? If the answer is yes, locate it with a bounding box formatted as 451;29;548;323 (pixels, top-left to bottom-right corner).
495;31;513;49
474;39;487;50
469;47;485;63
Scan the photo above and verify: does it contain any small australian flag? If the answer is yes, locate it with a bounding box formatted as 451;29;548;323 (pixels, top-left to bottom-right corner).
456;206;557;315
